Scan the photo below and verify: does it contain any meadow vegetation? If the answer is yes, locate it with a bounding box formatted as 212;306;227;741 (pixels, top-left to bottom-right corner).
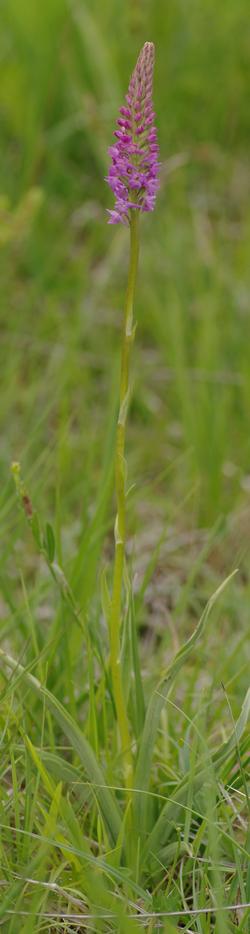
0;0;249;930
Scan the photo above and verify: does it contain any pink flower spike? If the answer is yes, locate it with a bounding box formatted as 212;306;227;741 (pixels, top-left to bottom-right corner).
106;42;160;225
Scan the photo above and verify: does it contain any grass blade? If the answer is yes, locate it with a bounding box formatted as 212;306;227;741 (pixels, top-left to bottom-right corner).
145;683;250;864
0;648;122;846
133;570;238;837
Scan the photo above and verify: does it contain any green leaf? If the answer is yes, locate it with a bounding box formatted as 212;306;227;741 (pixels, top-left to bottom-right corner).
213;685;250;767
0;648;122;846
100;565;111;630
133;571;238;839
44;521;55;562
128;591;145;738
145;683;250;864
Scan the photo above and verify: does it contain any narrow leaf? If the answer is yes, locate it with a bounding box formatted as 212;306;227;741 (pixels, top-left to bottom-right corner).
45;521;56;562
145;682;250;863
134;571;238;837
0;648;122;845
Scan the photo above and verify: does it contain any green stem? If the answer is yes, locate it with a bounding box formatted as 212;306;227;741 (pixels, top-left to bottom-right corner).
109;211;139;788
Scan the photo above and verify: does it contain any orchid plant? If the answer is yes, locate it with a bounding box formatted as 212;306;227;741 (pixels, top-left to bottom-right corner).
106;42;160;788
2;41;247;929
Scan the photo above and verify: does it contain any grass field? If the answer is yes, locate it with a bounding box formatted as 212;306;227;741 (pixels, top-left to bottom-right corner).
0;1;250;930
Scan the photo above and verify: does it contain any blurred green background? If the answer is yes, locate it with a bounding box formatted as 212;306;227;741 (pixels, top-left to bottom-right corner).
1;0;250;553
